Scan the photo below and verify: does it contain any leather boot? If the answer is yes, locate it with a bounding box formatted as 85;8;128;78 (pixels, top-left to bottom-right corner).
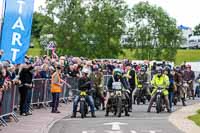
164;96;171;113
181;98;186;106
91;112;96;118
71;112;76;118
105;108;109;116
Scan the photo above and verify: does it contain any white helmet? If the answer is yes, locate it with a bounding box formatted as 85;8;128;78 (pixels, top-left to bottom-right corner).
82;68;90;74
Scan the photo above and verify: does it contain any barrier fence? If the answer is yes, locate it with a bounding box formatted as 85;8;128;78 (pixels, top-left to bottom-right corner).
0;77;80;127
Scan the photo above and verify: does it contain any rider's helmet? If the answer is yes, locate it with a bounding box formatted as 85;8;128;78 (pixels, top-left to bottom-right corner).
113;68;122;80
164;66;170;75
175;66;180;72
113;68;122;76
157;67;163;77
140;67;146;74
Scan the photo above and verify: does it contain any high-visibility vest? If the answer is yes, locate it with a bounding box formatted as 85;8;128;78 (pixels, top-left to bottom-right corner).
151;74;169;88
51;72;62;93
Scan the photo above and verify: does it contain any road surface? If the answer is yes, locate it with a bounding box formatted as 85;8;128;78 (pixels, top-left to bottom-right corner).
49;99;199;133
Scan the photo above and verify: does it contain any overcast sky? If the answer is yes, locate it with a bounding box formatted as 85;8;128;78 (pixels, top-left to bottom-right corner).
1;0;199;29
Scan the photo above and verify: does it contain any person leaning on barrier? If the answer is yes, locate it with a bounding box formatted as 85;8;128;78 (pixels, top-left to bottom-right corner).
0;67;6;107
147;68;171;113
18;62;34;116
51;64;68;113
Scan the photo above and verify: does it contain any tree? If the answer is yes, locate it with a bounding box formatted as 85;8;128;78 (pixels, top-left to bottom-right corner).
32;12;54;39
45;0;127;58
127;2;182;61
194;24;200;35
83;0;128;58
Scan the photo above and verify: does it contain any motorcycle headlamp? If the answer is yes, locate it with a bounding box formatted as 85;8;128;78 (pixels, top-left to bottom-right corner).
110;92;114;96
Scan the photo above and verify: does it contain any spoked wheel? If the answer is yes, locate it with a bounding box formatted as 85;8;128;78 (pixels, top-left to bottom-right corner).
117;97;122;117
80;101;85;119
156;95;162;113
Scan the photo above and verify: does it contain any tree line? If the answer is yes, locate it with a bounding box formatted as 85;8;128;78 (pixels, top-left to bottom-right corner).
32;0;183;61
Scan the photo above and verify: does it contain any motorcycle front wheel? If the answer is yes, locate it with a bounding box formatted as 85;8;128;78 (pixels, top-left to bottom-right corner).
80;101;85;119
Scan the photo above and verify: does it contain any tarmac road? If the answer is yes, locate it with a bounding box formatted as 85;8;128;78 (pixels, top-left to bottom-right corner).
49;99;199;133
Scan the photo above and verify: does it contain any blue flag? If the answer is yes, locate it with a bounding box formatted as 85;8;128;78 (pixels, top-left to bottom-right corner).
0;0;34;64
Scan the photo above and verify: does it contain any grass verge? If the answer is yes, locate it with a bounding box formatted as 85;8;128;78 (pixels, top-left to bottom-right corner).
188;109;200;126
27;46;200;65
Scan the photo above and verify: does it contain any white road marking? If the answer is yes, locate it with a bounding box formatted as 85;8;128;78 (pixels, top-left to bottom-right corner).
130;130;137;133
104;130;122;133
141;129;162;133
82;130;96;133
104;122;128;131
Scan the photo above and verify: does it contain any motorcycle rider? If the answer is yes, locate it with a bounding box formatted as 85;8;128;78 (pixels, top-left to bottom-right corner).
71;68;96;118
147;68;171;113
183;65;195;100
105;68;130;117
134;67;150;103
90;65;105;110
174;67;186;106
126;63;137;112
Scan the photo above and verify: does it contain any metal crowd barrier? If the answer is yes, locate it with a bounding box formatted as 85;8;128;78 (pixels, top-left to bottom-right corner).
0;84;18;127
0;77;80;127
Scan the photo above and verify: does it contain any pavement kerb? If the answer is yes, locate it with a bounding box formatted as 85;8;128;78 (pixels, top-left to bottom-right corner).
43;104;72;133
169;103;200;133
43;112;71;133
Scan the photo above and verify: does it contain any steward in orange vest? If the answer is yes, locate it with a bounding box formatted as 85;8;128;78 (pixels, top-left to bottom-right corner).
51;65;62;113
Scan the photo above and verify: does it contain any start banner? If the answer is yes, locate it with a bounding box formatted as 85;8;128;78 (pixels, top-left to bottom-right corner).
0;0;34;64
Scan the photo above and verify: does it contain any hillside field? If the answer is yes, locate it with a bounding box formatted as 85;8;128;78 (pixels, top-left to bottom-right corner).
27;47;200;65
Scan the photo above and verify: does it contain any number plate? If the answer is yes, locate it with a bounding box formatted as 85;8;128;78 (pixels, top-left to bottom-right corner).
112;82;122;90
80;97;85;101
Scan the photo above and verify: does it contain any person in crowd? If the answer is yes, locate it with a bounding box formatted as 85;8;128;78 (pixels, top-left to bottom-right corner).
67;63;76;77
164;67;176;112
90;65;105;110
147;68;171;113
9;64;16;80
174;67;186;106
183;65;195;100
71;68;96;118
195;74;200;97
40;64;51;79
126;63;137;112
34;66;42;79
18;62;34;116
0;66;6;109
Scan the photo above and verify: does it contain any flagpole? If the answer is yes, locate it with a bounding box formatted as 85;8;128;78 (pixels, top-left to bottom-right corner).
0;0;6;47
